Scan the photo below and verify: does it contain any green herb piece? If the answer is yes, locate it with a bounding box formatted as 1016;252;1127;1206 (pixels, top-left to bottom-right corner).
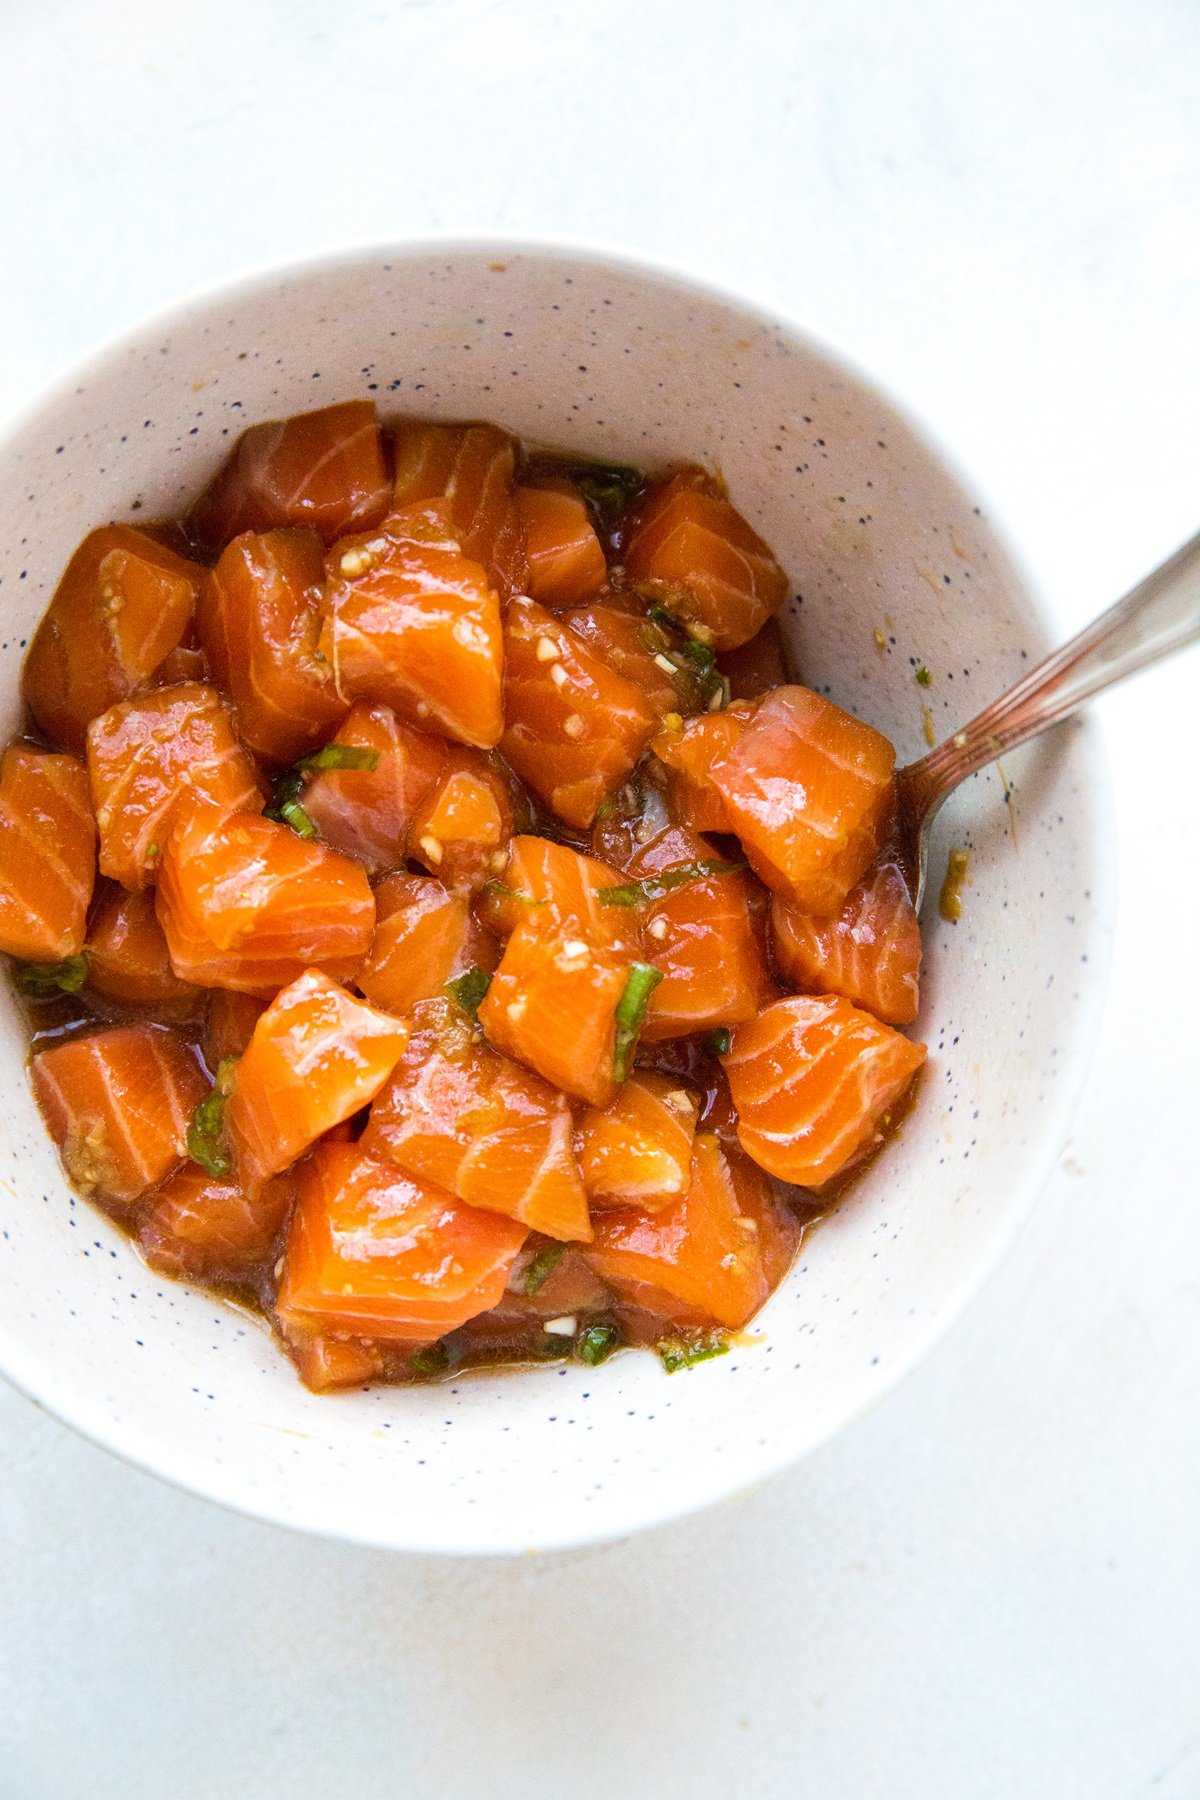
597;859;747;908
277;799;316;839
146;842;159;860
915;665;932;687
15;954;88;996
658;1332;730;1373
612;961;663;1082
678;638;716;674
705;1027;732;1056
411;1343;450;1377
186;1056;237;1179
523;1241;566;1295
576;1321;620;1366
647;602;679;634
446;965;492;1020
575;463;640;528
297;744;381;775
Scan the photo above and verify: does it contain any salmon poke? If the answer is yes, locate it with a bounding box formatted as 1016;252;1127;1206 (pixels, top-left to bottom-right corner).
0;401;927;1390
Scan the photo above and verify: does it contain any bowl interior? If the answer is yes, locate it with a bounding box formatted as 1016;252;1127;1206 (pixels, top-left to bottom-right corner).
0;244;1110;1553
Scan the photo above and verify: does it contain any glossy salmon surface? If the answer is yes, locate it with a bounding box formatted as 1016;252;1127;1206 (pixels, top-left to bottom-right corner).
624;468;789;651
321;505;504;748
189;400;391;552
358;874;493;1016
649;709;742;833
225;968;408;1191
501;598;657;828
363;997;590;1242
562;600;701;718
199;528;346;764
155;799;375;994
578;1071;697;1209
31;1023;208;1206
476;836;628;946
478;915;634;1110
586;1133;772;1329
721;994;926;1187
138;1164;294;1284
87;683;262;890
86;886;201;1016
408;749;516;894
656;687;896;912
391;419;527;597
301;700;444;873
281;1326;388;1392
772;859;921;1026
514;480;607;607
0;747;95;961
277;1142;528;1341
23;525;203;756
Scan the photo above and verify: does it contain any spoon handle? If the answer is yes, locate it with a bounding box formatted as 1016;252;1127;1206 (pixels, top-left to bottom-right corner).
902;525;1200;812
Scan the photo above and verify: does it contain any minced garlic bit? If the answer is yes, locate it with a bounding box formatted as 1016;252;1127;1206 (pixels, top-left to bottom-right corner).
555;938;592;972
417;833;443;865
543;1316;577;1337
706;687;725;712
549;662;570;689
535;635;559;663
563;713;585;740
646;916;669;941
505;996;528;1023
488;850;508;874
664;1088;692;1113
652;652;677;674
661;711;683;733
339;546;375;578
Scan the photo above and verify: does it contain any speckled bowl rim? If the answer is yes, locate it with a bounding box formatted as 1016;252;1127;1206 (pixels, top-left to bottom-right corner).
0;234;1117;1553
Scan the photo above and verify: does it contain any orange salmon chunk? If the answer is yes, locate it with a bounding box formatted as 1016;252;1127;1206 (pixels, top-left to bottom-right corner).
771;859;921;1026
32;1023;208;1206
563;601;702;718
189;400;391;551
276;1142;529;1342
585;1133;772;1330
721;994;926;1187
87;683;262;891
624;467;789;651
409;750;515;894
500;598;658;828
691;686;896;912
301;701;445;873
199;528;347;765
578;1071;697;1210
649;708;744;833
514;480;606;607
0;747;95;961
155;800;375;994
478;914;636;1110
391;419;527;597
138;1165;295;1284
85;887;201;1016
321;506;504;749
363;996;590;1242
281;1327;388;1393
476;836;628;946
225;968;408;1190
357;874;494;1016
22;525;204;755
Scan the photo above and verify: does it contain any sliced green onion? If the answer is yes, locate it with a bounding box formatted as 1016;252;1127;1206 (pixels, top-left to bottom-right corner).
186;1057;237;1179
678;638;716;673
480;880;537;907
15;954;88;996
612;961;663;1082
647;602;678;634
278;799;316;839
575;464;640;527
597;859;747;908
576;1321;620;1366
297;744;381;774
658;1332;730;1373
446;965;492;1021
705;1027;732;1057
523;1241;566;1295
412;1343;450;1377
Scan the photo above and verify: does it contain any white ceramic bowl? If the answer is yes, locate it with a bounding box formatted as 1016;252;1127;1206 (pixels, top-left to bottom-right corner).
0;240;1112;1554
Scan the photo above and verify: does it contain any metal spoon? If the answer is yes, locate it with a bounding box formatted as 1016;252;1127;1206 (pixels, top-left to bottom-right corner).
896;529;1200;907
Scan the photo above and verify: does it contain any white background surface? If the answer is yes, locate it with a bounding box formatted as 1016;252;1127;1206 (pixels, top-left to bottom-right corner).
1;2;1198;1794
